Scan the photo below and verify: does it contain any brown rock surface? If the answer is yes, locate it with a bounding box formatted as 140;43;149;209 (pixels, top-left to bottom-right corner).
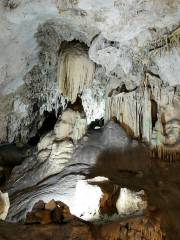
26;200;74;225
0;215;164;240
32;200;45;210
45;199;56;211
97;181;120;216
87;147;180;240
26;209;52;225
10;199;161;239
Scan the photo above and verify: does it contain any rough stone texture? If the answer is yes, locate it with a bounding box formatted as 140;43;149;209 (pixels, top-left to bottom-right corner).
0;0;179;149
25;199;73;224
81;66;108;124
45;199;57;211
116;188;147;217
0;1;97;143
105;73;180;146
0;214;165;240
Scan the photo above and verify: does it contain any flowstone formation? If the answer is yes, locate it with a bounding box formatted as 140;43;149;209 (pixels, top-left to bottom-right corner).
0;0;180;240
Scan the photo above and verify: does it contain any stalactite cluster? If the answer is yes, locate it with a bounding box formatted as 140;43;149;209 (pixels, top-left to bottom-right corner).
105;72;179;160
58;41;95;103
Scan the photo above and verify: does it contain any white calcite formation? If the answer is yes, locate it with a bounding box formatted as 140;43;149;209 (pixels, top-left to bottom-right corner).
0;191;10;220
58;42;95;103
71;177;146;221
0;0;179;152
54;108;87;142
81;67;107;124
5;108;86;196
116;188;147;216
105;72;180;159
71;177;105;221
36;107;87;178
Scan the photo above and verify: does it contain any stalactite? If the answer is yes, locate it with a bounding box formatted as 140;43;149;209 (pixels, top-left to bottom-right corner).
151;145;180;162
105;73;179;160
105;87;152;141
57;41;95;103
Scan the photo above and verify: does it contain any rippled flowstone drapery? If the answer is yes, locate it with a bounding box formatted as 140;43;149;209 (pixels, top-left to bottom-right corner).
5;121;137;222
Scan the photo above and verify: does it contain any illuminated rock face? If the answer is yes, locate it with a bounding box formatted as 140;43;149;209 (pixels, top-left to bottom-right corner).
71;177;104;221
0;191;10;220
5;121;136;222
105;73;179;143
116;188;147;216
71;177;147;221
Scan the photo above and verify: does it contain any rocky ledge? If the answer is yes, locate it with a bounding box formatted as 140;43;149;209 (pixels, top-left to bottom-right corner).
0;199;165;240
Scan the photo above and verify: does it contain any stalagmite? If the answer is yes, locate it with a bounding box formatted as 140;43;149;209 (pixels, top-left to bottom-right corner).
54;108;87;142
57;42;95;103
116;188;147;216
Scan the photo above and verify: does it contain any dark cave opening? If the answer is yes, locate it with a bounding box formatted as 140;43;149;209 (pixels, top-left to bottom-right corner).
151;99;158;128
67;96;85;113
28;110;58;146
88;118;104;130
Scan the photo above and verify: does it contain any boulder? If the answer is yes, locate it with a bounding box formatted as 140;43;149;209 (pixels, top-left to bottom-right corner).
26;209;52;225
26;200;74;225
45;199;56;211
32;200;45;210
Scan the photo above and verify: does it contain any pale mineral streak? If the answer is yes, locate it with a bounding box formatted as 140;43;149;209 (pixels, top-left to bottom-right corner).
0;191;10;220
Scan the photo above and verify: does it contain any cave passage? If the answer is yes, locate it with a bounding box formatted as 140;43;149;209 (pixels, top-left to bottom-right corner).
28;110;59;146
